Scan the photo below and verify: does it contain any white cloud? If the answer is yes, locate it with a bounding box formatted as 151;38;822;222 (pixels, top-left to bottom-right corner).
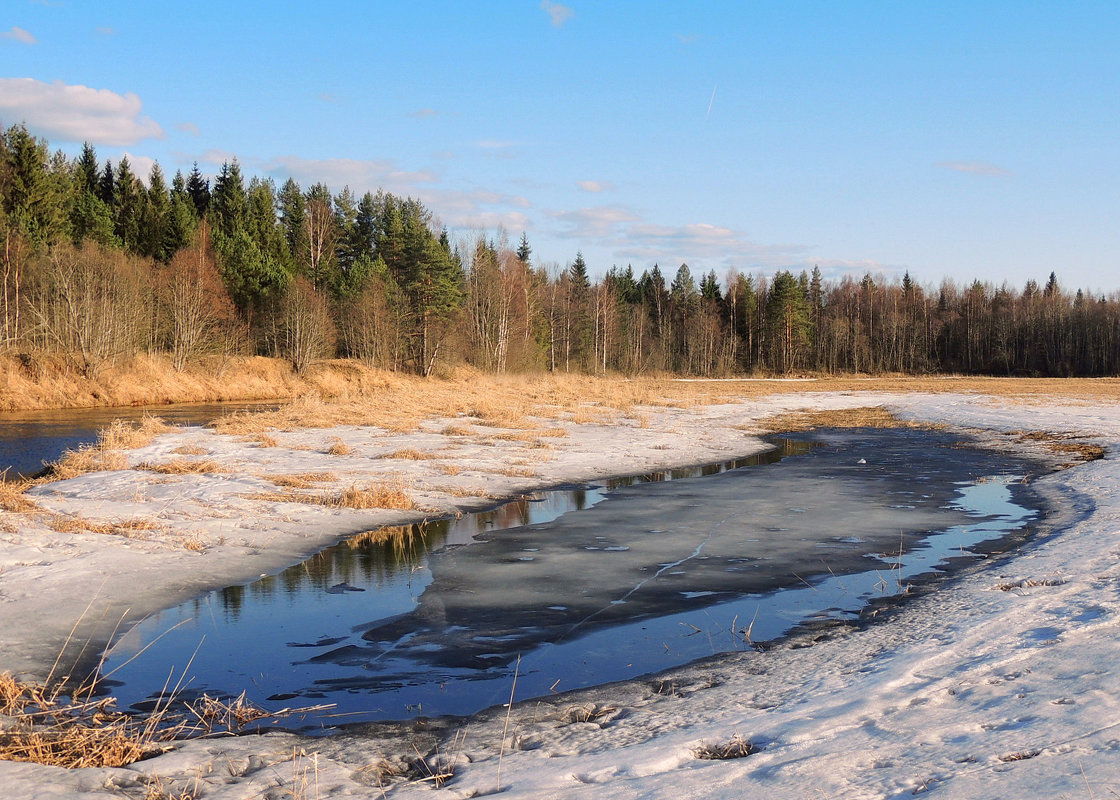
935;160;1010;177
175;121;200;137
122;152;157;185
449;210;531;232
198;148;239;166
540;1;574;27
550;206;638;239
95;26;116;36
408;108;439;119
1;26;37;45
0;78;163;145
577;180;614;193
263;155;439;194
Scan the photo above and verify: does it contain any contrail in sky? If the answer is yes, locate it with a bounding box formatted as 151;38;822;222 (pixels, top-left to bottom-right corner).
706;84;717;119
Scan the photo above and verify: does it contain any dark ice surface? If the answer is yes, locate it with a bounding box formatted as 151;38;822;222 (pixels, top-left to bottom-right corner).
99;428;1047;730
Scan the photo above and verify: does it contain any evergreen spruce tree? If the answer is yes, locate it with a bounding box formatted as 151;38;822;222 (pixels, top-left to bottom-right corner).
113;156;142;252
186;162;210;217
140;163;173;260
75;142;100;195
516;231;532;265
97;161;115;207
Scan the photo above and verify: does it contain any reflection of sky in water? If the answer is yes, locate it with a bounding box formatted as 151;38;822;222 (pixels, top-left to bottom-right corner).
101;431;1043;731
0;401;275;479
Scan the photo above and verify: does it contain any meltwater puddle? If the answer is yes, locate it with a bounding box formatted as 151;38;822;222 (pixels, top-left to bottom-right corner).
99;429;1047;731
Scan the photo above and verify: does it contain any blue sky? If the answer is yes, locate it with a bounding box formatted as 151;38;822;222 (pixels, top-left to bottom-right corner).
2;1;1118;291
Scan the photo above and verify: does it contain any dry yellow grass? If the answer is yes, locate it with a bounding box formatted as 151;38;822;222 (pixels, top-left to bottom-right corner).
47;415;171;480
266;472;338;489
327;483;415;510
490;467;537;478
437;463;463;476
171;444;209;456
249;482;416;511
137;459;222;475
0;479;38;513
0;672;317;770
209;370;1120;444
47;515;116;535
440;424;476;436
757;407;945;433
382;448;437;460
0;672;170;768
324;438;353;456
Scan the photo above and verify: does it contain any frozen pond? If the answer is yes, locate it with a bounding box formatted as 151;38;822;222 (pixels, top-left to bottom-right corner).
101;428;1047;731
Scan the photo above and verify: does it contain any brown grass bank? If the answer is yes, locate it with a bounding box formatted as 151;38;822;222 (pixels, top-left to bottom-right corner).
4;352;1120;417
0;352;403;412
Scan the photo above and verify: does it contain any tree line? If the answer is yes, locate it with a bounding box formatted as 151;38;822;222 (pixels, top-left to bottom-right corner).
2;122;1118;379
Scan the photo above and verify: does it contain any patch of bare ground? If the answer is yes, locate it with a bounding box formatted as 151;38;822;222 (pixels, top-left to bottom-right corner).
1008;430;1106;466
757;406;945;432
693;734;757;760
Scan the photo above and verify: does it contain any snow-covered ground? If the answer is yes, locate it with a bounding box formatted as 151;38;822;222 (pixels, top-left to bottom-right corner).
1;390;1117;799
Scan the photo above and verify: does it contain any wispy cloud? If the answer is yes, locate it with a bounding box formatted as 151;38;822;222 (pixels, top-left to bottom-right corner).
95;26;116;36
476;139;521;159
317;92;341;104
549;206;638;239
675;33;698;44
577;180;614;193
175;121;200;137
263;155;438;192
408;108;439;119
540;0;573;27
1;26;37;45
197;148;239;166
0;78;163;145
935;160;1011;177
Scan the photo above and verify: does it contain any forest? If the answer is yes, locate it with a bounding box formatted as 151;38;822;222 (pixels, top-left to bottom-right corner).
2;122;1119;380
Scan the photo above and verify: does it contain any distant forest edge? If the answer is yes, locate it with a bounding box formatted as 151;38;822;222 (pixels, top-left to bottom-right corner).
2;122;1118;382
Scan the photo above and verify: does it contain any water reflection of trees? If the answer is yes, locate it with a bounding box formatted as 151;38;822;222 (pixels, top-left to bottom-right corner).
215;440;813;617
217;520;453;616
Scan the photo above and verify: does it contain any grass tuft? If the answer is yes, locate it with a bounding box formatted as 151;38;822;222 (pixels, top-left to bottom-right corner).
138;460;222;475
0;477;38;513
693;734;756;760
266;472;338;489
326;483;415;510
382;448;437;460
170;444;209;456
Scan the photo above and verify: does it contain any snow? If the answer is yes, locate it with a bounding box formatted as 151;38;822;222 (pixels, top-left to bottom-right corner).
1;390;1118;798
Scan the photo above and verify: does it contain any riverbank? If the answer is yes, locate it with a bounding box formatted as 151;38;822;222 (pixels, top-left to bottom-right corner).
0;382;1116;798
6;350;1120;414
